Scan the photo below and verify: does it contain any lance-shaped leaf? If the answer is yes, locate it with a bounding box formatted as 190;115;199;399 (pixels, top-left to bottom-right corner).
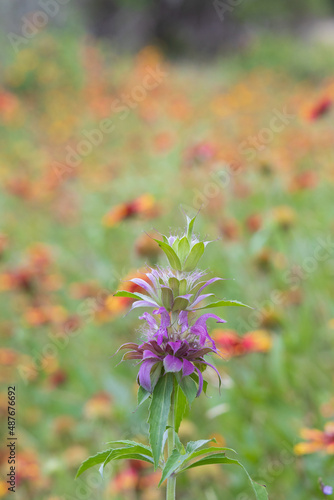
176;373;197;405
159;449;184;486
186;214;197;239
172;295;191;311
169;277;180;297
101;445;154;475
178;236;190;263
183;242;205;272
159;440;232;486
114;290;143;300
138;385;151;406
76;449;113;478
179;453;268;500
161;286;174;311
174;384;189;433
153;239;182;270
148;374;174;469
195;299;252;310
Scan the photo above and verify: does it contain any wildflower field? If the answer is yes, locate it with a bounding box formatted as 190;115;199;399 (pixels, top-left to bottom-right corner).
1;33;334;499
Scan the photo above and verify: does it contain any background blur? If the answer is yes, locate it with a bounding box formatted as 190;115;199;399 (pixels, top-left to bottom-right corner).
1;1;334;499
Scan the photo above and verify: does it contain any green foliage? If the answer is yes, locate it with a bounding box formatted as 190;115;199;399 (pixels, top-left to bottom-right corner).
148;374;174;469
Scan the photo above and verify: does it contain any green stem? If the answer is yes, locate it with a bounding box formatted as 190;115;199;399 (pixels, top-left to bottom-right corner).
166;388;176;500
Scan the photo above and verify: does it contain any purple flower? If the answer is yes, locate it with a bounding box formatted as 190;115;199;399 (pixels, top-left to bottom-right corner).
320;479;333;496
119;336;221;395
114;215;249;399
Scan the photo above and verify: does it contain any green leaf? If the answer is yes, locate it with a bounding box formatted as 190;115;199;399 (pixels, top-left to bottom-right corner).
172;296;191;311
178;236;190;263
101;445;153;475
185;446;235;463
161;287;173;311
104;440;152;451
180;453;268;500
169;277;180;297
186;215;197;240
138;386;151;406
195;299;252;310
113;290;142;300
174;385;189;432
177;374;198;405
149;374;174;469
185;439;214;454
183;242;205;272
153;239;182;270
76;449;112;478
158;449;184;486
179;279;188;295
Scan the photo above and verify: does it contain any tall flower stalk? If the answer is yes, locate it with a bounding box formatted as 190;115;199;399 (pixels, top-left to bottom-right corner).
76;215;268;500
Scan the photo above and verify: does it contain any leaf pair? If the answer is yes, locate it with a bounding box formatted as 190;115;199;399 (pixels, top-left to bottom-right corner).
76;440;153;479
158;439;268;500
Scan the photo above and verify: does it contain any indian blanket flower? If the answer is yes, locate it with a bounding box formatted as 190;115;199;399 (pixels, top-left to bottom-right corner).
212;329;272;358
102;194;158;227
294;422;334;455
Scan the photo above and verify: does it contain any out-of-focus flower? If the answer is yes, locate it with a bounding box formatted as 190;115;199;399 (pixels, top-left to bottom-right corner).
24;305;67;326
16;450;44;488
102;194;158;227
220;218;240;241
294;422;334;455
290;170;318;192
271;205;296;230
135;232;162;260
108;459;160;497
259;307;282;328
53;416;76;436
321;399;334;419
319;479;333;496
105;270;150;317
246;214;262;233
212;329;272;358
48;369;68;388
0;234;8;259
70;281;103;299
185;141;216;167
307;97;332;120
63;446;88;467
84;392;113;420
0;481;7;497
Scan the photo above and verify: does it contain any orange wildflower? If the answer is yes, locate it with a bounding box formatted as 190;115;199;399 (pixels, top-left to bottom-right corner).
102;194;157;227
212;329;272;358
294;422;334;455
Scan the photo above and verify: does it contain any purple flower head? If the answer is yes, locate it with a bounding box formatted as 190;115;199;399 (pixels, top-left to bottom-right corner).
119;307;224;394
320;479;333;496
115;214;250;399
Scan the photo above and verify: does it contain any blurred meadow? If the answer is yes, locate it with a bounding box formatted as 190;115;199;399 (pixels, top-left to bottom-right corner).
1;2;334;499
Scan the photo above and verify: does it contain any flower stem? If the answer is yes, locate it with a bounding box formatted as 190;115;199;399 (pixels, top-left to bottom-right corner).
166;388;176;500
